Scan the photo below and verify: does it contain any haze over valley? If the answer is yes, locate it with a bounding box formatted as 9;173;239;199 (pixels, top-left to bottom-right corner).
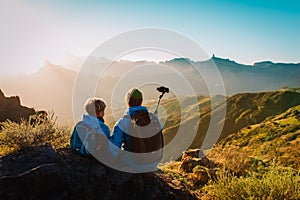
0;55;299;122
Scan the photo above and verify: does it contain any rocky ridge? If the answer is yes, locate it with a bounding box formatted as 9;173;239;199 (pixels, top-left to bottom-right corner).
0;145;197;200
0;89;35;124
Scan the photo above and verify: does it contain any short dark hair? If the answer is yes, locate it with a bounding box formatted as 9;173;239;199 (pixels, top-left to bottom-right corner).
125;88;143;107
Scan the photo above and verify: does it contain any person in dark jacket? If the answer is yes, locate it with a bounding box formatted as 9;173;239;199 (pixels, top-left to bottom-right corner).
109;88;161;172
110;88;147;150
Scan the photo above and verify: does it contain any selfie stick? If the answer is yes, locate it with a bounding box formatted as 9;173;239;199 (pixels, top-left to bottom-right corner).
154;86;169;115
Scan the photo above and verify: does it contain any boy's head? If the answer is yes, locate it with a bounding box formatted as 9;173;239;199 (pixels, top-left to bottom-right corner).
84;98;106;118
125;88;143;107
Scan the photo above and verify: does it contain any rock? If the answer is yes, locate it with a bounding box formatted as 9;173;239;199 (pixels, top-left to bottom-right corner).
180;158;202;173
0;89;4;99
192;166;209;184
59;149;109;200
0;145;197;200
179;149;218;173
0;144;63;177
0;90;35;124
0;163;65;199
0;145;66;199
181;149;202;160
170;179;182;189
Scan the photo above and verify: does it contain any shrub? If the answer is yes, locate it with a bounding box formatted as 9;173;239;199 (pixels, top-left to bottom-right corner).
203;166;300;200
0;112;70;155
207;145;249;174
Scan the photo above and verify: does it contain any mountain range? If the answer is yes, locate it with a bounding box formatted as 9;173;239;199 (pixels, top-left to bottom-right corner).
0;56;299;122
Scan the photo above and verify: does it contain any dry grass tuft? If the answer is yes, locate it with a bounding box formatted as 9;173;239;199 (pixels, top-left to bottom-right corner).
0;112;70;155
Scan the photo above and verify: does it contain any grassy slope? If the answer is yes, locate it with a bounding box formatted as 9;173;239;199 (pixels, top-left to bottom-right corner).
218;105;300;169
162;91;300;149
105;91;300;152
160;104;300;199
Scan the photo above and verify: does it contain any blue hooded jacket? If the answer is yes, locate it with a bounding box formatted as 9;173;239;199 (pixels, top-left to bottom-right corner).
82;115;110;137
109;106;163;172
82;115;110;138
70;114;110;156
110;106;148;150
72;114;110;141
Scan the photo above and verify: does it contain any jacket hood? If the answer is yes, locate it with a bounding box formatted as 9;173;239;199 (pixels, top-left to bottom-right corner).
124;106;148;116
82;114;102;129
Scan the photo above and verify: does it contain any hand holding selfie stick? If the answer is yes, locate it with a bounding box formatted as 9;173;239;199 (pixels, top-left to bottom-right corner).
154;86;169;115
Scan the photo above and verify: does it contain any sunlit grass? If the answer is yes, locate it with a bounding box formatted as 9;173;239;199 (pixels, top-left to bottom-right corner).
159;161;193;187
0;112;71;155
203;166;300;200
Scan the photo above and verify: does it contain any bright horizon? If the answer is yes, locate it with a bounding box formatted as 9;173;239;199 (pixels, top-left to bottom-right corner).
1;0;300;74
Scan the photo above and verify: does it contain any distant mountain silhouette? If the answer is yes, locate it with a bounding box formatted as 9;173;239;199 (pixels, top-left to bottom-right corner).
253;61;274;67
156;56;300;96
0;89;35;123
0;61;76;122
0;56;299;122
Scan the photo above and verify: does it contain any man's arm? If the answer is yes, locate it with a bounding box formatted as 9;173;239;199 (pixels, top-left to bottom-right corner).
110;124;124;148
108;121;126;157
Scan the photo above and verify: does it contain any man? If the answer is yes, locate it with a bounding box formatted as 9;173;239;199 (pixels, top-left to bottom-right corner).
110;88;147;150
110;88;163;172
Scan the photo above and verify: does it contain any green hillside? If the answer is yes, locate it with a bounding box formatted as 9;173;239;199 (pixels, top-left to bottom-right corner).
160;104;300;199
219;104;300;169
161;91;300;149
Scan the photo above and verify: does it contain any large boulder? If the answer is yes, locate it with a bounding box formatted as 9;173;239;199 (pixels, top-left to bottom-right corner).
179;149;217;173
181;148;202;160
192;165;209;184
0;144;66;199
0;163;66;199
0;145;197;200
180;158;202;173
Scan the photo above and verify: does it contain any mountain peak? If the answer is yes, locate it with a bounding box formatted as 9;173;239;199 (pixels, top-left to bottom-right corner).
253;61;274;67
0;89;4;99
39;60;59;72
39;60;75;75
0;90;35;123
211;55;237;64
162;57;193;64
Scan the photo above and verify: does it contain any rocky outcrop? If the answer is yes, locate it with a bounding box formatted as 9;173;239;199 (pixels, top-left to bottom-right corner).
0;145;197;200
0;89;4;99
175;149;219;187
0;89;35;124
179;149;217;173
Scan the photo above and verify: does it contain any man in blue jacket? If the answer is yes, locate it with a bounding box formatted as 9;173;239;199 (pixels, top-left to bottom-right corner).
110;88;162;172
110;88;147;150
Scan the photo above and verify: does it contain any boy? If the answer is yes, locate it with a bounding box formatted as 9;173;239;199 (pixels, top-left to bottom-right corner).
71;97;110;156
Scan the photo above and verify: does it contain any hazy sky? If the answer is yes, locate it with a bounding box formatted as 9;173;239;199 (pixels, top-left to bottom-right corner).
1;0;299;74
